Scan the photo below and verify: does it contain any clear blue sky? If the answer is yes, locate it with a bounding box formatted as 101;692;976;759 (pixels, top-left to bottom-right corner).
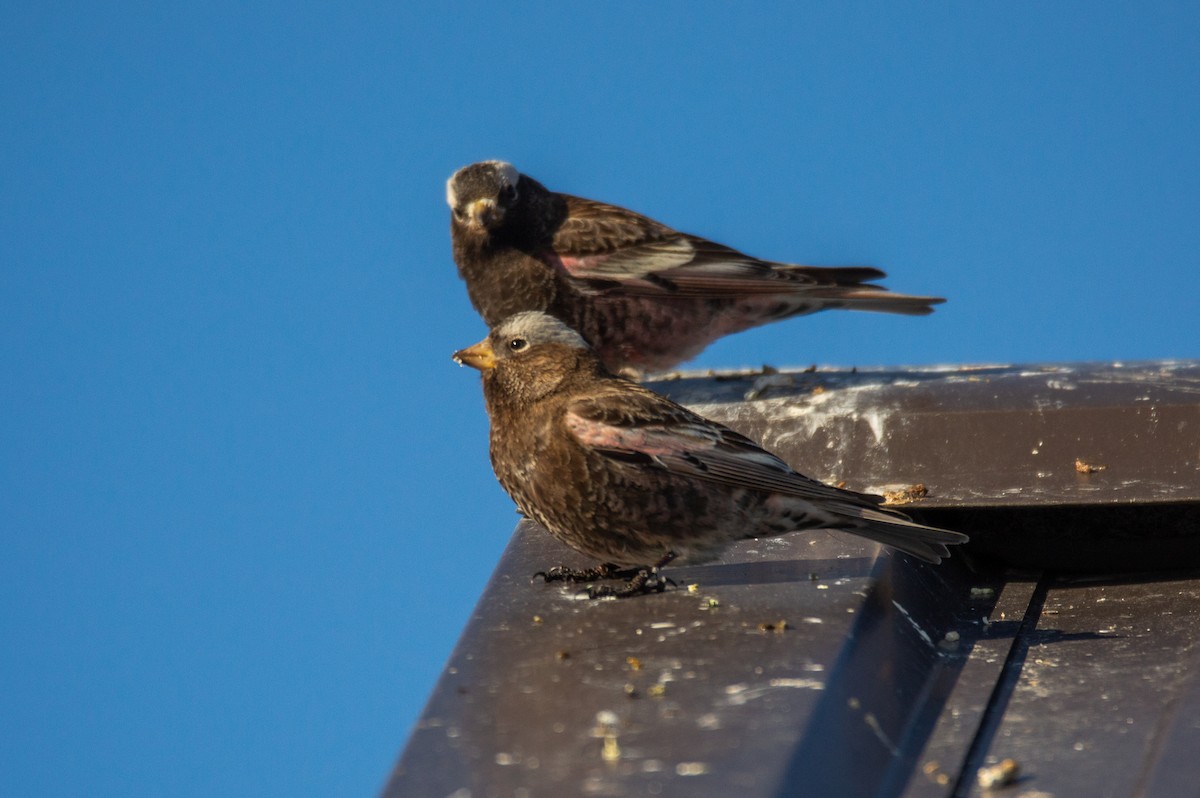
2;3;1197;795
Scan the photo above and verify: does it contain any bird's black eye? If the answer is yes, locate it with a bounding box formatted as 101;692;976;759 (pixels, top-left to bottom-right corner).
509;337;528;351
452;207;465;220
500;184;517;202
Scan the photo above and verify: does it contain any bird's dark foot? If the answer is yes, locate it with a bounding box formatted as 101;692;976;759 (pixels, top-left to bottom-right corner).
585;566;675;599
534;563;625;584
535;553;678;598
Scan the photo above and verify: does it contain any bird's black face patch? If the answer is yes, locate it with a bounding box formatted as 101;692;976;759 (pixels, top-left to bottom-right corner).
447;161;520;227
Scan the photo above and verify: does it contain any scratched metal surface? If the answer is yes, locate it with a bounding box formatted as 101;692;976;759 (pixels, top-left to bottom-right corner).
385;361;1200;797
958;574;1200;798
653;360;1200;507
387;522;1001;797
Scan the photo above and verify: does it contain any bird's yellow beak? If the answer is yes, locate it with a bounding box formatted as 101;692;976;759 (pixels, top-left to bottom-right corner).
453;339;496;371
466;198;499;229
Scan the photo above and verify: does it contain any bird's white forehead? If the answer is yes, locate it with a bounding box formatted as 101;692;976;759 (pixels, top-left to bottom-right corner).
445;160;521;208
491;160;519;187
496;311;588;349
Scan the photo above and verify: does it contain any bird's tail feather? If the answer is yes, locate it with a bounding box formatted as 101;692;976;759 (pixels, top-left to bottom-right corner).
807;288;946;316
841;506;967;564
773;264;888;284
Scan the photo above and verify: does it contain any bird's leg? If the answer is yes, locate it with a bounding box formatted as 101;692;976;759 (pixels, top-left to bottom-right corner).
534;562;625;584
587;551;678;599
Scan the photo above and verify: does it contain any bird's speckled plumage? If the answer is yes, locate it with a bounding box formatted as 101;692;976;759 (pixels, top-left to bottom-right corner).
454;313;967;576
447;161;945;375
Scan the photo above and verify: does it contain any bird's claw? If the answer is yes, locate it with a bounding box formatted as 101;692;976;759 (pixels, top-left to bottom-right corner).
584;568;675;599
533;563;619;584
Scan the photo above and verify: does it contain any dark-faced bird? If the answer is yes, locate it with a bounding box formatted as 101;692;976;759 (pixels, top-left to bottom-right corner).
453;311;966;598
447;160;944;376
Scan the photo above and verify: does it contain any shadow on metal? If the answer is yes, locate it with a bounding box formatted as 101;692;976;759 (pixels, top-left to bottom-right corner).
918;503;1200;572
779;554;1001;797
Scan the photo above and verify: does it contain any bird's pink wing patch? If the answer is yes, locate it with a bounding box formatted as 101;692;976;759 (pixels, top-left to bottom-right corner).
545;239;697;285
554;253;610;278
566;410;850;500
564;412;714;457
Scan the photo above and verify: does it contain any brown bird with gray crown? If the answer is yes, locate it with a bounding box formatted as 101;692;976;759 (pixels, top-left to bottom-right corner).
453;311;966;598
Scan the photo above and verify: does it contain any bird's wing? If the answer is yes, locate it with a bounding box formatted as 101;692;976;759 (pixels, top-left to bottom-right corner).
564;387;968;560
545;196;884;298
564;390;872;505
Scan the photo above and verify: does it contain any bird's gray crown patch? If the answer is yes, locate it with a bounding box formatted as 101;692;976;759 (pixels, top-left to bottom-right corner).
498;312;588;349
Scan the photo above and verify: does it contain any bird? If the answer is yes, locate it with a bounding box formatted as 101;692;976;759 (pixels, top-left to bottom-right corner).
453;311;967;598
447;160;944;376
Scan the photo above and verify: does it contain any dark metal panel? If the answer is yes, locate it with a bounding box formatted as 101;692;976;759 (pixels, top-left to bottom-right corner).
388;361;1200;796
776;554;1004;798
1137;652;1200;797
964;575;1200;798
386;522;996;797
901;579;1040;797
